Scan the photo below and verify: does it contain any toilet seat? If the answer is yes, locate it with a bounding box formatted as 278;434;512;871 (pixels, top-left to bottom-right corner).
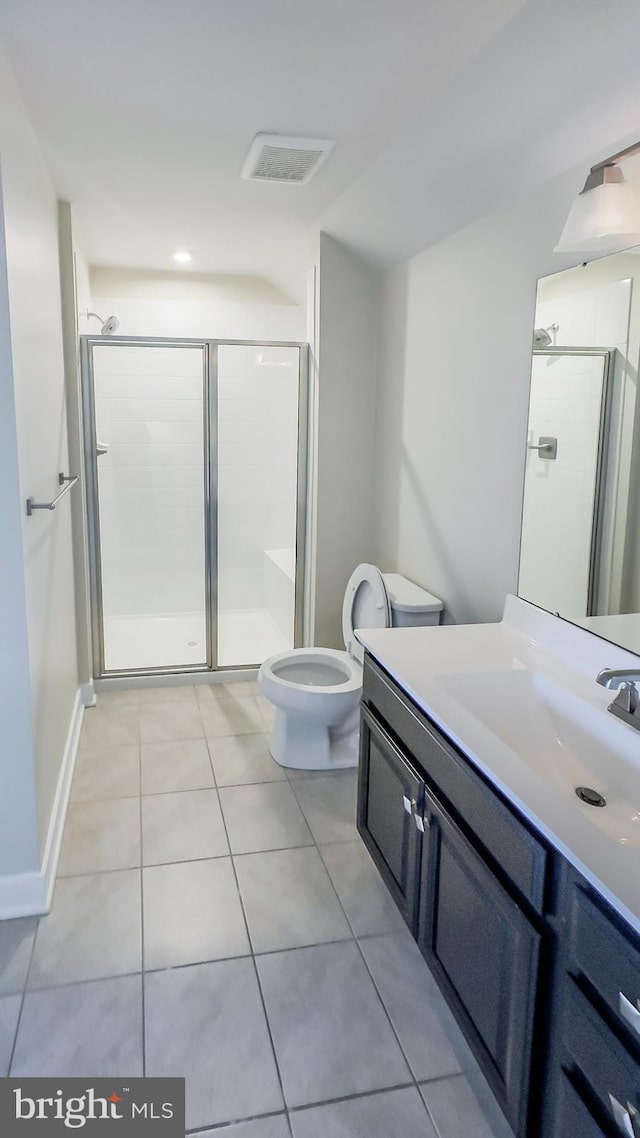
261;647;362;697
258;564;395;770
342;563;391;662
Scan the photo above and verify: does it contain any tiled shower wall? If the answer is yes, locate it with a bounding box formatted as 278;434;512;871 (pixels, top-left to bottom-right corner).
217;345;299;616
94;345;206;619
93;343;299;624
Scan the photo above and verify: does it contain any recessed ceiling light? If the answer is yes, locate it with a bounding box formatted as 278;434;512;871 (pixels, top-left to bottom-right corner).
173;250;192;264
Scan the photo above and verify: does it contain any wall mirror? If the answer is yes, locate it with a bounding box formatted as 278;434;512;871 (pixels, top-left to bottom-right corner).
518;245;640;656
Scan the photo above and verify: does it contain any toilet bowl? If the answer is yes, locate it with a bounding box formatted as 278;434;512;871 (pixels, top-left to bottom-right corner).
258;564;442;771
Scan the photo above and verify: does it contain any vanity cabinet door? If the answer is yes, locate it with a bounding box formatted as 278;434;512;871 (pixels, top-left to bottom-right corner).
418;797;540;1136
357;705;423;930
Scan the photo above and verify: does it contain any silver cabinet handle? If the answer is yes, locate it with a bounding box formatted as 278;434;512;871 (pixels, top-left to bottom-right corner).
402;795;426;832
608;1094;637;1137
619;992;640;1037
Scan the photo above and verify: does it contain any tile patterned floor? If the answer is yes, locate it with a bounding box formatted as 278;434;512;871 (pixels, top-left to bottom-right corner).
0;682;513;1137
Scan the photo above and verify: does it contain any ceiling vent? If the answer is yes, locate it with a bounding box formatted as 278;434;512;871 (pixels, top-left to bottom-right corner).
241;133;335;185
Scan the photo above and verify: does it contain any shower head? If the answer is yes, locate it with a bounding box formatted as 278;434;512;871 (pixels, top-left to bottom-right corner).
86;310;120;336
533;322;559;349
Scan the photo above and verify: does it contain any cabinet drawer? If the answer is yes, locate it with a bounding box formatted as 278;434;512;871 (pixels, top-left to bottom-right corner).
549;1071;608;1138
567;878;640;1054
560;978;640;1134
363;655;547;910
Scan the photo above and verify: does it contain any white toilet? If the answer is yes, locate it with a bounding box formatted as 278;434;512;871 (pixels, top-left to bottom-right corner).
258;564;442;771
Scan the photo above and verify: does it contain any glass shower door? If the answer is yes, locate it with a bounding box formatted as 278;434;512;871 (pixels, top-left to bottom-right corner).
88;341;209;672
216;343;304;666
519;349;611;618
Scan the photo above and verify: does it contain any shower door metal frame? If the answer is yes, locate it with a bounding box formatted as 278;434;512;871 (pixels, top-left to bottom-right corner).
80;335;309;679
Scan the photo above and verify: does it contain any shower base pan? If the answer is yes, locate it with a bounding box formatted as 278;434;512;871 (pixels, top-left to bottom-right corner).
103;609;291;673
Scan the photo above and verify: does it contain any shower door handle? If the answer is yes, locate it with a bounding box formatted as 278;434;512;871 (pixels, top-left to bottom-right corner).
527;435;557;459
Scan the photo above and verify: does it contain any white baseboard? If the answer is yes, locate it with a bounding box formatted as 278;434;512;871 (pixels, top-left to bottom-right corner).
0;871;49;920
40;687;84;912
80;680;96;707
0;688;84;921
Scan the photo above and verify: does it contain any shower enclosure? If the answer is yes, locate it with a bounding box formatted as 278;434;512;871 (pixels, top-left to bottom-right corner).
80;337;308;676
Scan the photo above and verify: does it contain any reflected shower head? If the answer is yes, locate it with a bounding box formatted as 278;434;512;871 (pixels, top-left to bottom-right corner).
86;310;120;336
533;322;559;349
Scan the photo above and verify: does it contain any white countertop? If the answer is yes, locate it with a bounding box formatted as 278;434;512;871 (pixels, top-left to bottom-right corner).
358;595;640;935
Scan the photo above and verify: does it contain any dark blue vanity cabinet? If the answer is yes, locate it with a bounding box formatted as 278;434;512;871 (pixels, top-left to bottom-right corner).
543;865;640;1138
358;653;640;1138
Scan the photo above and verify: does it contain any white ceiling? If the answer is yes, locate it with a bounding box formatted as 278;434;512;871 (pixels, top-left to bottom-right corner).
2;0;640;301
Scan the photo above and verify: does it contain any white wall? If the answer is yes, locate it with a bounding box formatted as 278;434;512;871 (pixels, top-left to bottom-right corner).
0;47;79;906
82;267;305;342
373;166;606;626
59;204;93;689
313;234;379;647
0;172;40;884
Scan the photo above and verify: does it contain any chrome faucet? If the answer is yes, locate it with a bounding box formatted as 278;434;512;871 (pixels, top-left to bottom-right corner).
596;668;640;689
596;668;640;729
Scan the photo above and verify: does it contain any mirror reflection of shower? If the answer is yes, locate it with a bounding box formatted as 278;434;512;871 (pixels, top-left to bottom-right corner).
533;322;559;349
86;310;120;336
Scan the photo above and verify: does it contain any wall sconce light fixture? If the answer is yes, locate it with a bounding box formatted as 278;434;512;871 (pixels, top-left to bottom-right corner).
555;141;640;253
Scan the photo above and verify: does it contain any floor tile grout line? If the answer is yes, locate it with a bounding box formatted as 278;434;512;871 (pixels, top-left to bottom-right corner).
180;1074;464;1135
6;911;40;1075
223;764;437;1131
314;826;475;1135
138;741;147;1078
12;919;459;998
184;1106;291;1134
249;948;292;1133
19;916;446;997
214;767;291;1130
37;838;366;888
313;834;427;1095
72;774;352;798
286;1078;427;1113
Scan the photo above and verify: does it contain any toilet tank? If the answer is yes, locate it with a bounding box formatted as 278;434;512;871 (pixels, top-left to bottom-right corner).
382;573;443;628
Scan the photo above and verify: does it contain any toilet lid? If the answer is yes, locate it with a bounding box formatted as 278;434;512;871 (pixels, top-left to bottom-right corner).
342;564;391;659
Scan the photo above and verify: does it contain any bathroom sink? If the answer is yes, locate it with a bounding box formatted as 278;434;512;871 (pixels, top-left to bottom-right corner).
439;668;640;848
